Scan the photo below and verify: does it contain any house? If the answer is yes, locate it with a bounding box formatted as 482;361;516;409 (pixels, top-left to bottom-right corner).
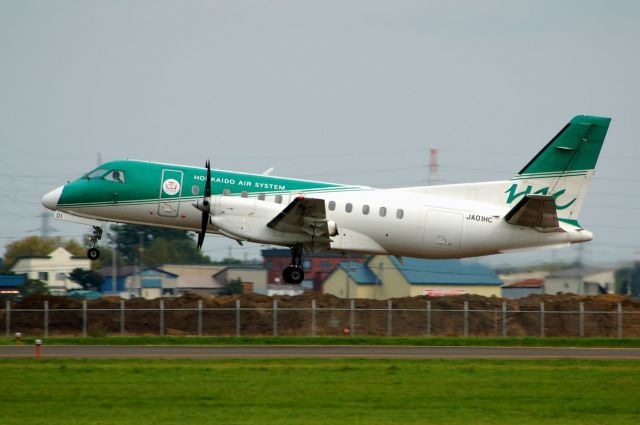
262;248;365;291
213;266;267;294
98;266;178;299
159;264;226;296
9;247;90;295
501;279;545;299
545;267;615;295
323;255;502;299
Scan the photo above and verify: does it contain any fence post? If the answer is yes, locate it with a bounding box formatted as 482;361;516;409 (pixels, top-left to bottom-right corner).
350;299;356;336
501;302;507;337
82;300;87;338
5;301;10;338
44;300;49;338
120;300;125;336
387;300;393;337
463;301;468;337
159;300;165;337
617;302;623;339
236;299;241;337
311;300;316;337
197;300;203;337
426;300;431;337
540;302;545;337
273;299;278;337
579;302;584;337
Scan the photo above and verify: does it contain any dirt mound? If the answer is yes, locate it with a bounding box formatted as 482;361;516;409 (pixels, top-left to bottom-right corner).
3;293;639;337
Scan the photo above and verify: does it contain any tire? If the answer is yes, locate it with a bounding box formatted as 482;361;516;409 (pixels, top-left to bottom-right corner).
282;266;305;284
87;248;101;261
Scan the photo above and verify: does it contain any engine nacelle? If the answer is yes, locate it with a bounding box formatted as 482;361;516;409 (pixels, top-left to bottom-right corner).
208;196;331;247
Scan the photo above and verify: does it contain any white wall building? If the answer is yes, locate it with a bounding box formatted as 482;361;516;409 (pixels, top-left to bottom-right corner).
10;247;90;295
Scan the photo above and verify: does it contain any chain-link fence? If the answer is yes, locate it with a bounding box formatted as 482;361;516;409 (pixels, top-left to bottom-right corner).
3;299;639;338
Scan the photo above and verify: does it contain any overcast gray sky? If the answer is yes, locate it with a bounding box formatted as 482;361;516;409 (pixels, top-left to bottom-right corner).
1;0;639;267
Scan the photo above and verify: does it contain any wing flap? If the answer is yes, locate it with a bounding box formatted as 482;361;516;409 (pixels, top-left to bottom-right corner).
504;195;562;232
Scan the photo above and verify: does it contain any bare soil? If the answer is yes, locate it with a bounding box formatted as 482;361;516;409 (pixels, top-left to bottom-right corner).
4;293;640;338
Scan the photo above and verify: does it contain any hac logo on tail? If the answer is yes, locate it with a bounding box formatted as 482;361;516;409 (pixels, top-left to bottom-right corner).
505;183;576;210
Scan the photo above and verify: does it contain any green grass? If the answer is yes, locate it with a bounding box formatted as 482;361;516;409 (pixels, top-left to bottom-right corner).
0;358;639;424
3;335;640;347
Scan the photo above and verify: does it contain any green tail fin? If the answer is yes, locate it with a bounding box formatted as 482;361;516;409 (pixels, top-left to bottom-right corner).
518;115;611;176
508;115;611;225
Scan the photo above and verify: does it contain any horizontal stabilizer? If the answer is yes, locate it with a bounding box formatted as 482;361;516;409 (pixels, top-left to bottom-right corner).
504;195;562;232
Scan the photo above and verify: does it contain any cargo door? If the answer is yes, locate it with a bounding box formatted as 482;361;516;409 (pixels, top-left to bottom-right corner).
423;209;463;250
158;169;184;217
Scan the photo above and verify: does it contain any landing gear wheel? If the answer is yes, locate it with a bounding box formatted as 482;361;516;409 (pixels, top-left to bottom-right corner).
283;266;305;284
87;247;101;261
87;226;103;261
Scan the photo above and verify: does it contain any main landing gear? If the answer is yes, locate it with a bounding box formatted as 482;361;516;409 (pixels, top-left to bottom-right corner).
87;226;103;261
282;244;305;284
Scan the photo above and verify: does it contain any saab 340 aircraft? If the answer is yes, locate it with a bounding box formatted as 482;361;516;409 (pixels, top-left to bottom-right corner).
42;115;610;284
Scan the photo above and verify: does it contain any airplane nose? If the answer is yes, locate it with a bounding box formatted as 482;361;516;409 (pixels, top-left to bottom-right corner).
42;186;63;210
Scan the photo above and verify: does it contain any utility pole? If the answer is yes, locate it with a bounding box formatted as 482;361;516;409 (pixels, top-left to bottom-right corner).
428;148;439;186
38;212;57;238
138;231;144;298
111;241;117;294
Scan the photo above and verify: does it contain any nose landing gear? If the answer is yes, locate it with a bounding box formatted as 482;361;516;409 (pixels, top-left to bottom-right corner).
87;226;103;261
282;244;305;284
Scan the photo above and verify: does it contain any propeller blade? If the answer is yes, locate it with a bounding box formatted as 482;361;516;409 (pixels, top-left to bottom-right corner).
197;213;208;250
197;159;212;251
205;159;211;198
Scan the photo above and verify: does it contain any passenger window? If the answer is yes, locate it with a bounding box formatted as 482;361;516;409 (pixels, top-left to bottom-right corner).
223;189;231;196
328;201;336;211
258;193;266;201
362;205;370;215
379;207;387;217
396;209;404;219
275;194;283;204
104;170;125;183
345;203;353;213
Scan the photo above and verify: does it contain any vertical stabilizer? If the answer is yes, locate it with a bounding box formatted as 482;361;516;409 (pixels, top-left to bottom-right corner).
506;115;611;226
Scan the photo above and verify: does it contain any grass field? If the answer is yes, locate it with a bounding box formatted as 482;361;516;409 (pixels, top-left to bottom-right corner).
1;358;639;424
3;335;640;347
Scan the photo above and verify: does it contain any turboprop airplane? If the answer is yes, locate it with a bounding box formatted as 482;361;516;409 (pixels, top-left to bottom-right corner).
42;115;610;284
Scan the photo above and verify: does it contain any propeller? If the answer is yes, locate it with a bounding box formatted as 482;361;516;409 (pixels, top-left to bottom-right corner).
196;159;211;250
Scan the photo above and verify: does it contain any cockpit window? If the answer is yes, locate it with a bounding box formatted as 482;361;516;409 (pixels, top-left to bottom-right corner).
104;170;126;183
84;168;109;179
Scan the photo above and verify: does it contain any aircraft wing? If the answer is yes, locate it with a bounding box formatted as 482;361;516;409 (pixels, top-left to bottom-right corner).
504;195;563;232
267;196;337;242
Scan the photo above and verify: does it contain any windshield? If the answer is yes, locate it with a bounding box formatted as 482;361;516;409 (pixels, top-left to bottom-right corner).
83;168;110;179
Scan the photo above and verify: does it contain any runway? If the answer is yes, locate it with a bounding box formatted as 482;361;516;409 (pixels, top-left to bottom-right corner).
2;345;640;359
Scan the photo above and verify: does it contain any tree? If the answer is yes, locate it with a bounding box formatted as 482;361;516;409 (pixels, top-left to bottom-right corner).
19;279;49;297
109;224;210;266
68;268;104;291
3;236;84;272
615;262;640;296
218;278;244;296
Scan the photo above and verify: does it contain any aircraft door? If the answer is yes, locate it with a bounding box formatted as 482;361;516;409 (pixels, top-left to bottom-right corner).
423;209;463;250
158;169;184;217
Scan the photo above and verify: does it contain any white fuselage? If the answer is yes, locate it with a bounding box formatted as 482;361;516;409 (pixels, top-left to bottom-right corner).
60;185;592;260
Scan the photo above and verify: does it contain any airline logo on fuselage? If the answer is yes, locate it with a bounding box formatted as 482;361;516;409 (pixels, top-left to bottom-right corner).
163;179;181;196
505;183;576;210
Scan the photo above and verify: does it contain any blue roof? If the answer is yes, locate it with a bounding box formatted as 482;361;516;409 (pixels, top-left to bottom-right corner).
338;262;379;285
0;274;27;288
388;257;502;286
